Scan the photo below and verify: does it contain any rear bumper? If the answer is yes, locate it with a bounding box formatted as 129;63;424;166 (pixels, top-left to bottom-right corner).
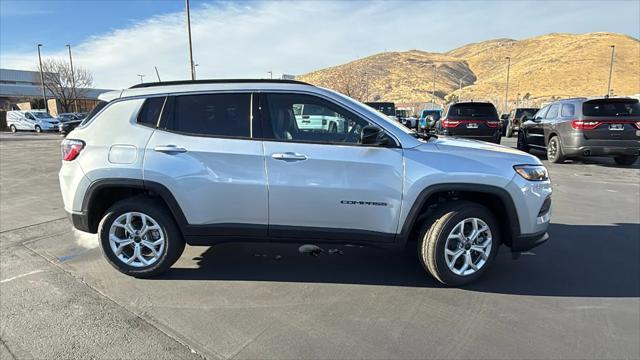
511;230;549;252
564;145;640;157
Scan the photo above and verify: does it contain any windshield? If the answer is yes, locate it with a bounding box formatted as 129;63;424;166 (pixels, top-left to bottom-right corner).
32;112;53;119
514;108;539;118
583;99;640;117
421;110;441;121
365;102;396;116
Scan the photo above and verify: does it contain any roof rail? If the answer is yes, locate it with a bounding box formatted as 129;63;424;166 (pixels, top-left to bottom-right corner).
556;97;588;102
129;78;312;89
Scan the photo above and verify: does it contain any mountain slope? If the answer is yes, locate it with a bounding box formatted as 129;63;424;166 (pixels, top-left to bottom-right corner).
299;32;640;109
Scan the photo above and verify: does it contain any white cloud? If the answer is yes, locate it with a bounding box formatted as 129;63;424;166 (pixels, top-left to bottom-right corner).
2;1;638;89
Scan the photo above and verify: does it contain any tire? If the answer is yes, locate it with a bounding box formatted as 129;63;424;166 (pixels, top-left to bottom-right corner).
34;125;42;133
9;125;17;133
418;201;500;286
505;122;514;138
546;136;565;163
517;131;529;153
98;196;185;278
614;155;638;166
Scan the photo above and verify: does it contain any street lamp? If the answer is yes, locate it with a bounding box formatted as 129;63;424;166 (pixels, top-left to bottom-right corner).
37;44;48;112
66;44;77;112
137;74;145;84
185;0;195;80
504;56;511;114
606;45;615;97
267;71;273;79
432;64;436;109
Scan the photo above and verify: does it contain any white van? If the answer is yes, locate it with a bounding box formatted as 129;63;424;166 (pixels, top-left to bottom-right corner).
6;110;60;133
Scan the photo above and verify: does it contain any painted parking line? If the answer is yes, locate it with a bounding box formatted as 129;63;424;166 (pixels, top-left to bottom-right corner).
0;270;45;284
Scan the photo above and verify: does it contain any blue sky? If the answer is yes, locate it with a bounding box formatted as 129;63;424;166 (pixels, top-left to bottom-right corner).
1;0;638;88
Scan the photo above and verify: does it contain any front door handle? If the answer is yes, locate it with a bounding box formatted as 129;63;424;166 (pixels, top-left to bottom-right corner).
154;145;187;153
271;152;307;161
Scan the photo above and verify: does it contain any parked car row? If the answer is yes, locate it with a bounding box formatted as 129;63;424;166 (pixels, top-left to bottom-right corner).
6;110;87;135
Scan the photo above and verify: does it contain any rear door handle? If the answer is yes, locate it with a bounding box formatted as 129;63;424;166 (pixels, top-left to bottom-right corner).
154;145;187;153
271;152;307;161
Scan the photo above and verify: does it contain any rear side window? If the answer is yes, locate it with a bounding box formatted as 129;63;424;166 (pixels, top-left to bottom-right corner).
166;93;251;137
561;103;575;117
447;103;497;119
583;99;640;117
137;97;165;127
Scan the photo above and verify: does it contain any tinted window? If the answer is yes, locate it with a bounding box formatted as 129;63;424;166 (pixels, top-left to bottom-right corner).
168;93;250;137
25;113;35;120
514;108;539;119
546;104;560;119
583;99;640;117
561;103;575;117
137;97;165;127
535;105;549;119
447;103;498;120
266;93;380;145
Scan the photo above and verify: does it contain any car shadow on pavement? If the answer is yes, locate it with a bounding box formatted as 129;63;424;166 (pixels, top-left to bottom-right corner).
161;223;639;298
527;149;639;169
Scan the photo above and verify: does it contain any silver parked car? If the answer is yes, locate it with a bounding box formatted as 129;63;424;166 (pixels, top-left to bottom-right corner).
59;79;552;286
7;110;60;133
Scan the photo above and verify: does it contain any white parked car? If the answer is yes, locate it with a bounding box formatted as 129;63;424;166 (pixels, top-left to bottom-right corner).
7;110;60;133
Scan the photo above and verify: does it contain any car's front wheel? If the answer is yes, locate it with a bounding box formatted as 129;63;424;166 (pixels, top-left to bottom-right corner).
9;125;17;133
418;201;499;286
517;131;529;153
98;197;185;277
614;155;638;166
34;125;42;133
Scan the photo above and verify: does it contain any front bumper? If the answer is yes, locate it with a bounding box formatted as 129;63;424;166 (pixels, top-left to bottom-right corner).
511;230;549;252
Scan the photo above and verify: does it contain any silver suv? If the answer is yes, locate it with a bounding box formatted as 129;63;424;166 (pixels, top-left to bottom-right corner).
59;79;552;286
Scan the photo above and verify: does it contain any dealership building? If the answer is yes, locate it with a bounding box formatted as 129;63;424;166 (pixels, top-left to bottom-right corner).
0;68;111;116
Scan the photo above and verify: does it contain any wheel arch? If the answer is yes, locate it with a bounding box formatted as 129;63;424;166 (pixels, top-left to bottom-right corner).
398;183;520;248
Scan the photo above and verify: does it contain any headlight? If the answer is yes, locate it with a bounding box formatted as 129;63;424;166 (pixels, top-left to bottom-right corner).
514;165;549;181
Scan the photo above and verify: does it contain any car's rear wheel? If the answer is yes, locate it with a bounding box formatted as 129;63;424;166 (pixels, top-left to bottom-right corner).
517;131;529;153
98;197;185;278
9;125;17;133
34;125;42;133
547;136;565;163
613;155;638;166
418;201;499;286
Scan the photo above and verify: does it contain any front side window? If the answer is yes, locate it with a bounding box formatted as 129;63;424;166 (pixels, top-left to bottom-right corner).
265;93;382;145
534;105;549;119
25;113;35;120
167;93;250;138
545;104;560;119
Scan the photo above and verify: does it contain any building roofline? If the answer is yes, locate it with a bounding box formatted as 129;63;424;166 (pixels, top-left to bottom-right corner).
129;78;311;89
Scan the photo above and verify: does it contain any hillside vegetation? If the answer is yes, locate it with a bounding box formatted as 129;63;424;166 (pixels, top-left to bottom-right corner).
298;32;639;110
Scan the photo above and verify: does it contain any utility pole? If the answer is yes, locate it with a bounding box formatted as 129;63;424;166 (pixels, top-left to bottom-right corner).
606;45;615;97
155;66;161;82
432;64;436;109
364;71;369;102
458;74;468;102
267;71;273;79
504;56;511;114
137;74;145;84
66;44;78;112
37;44;48;112
185;0;195;80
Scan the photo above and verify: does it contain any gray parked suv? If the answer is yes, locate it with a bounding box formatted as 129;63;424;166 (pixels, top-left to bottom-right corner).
59;79;552;286
517;97;640;165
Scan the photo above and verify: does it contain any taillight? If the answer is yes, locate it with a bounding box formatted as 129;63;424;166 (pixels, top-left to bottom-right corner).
571;120;600;130
486;120;500;128
635;122;640;130
442;119;460;128
61;139;84;161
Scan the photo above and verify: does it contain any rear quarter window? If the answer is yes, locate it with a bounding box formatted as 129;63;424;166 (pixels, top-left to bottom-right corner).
137;97;166;127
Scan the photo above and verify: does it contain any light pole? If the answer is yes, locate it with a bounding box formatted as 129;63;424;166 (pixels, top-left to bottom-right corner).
37;44;48;112
458;74;468;102
504;56;511;114
137;74;145;84
65;44;78;112
267;71;273;79
364;71;369;102
606;45;615;97
185;0;195;80
432;64;436;109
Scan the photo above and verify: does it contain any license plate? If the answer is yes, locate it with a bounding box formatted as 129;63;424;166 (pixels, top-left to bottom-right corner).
609;124;624;130
466;123;478;129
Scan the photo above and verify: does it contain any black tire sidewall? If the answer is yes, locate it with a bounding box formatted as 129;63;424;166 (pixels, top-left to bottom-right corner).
517;131;529;152
98;198;184;277
614;155;638;166
10;125;16;133
547;136;564;163
35;125;41;133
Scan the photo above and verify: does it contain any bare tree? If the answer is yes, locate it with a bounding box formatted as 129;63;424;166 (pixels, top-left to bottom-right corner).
37;58;93;113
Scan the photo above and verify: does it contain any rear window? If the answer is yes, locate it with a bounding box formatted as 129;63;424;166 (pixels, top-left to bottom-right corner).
583;99;640;117
447;103;498;119
137;97;165;127
167;93;251;137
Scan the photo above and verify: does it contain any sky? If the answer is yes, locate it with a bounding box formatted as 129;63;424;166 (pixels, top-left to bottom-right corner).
1;0;639;89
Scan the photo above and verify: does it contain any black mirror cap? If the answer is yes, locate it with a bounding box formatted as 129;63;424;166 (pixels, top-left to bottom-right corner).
361;125;389;146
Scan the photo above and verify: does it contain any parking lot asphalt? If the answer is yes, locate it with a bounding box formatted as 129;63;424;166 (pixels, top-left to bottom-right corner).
1;132;639;359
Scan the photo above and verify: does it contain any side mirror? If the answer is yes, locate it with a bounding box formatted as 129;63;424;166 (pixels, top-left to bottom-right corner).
532;116;542;122
361;125;389;146
500;114;509;120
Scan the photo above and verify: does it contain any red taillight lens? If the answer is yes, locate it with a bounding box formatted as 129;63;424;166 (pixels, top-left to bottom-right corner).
486;120;500;128
634;122;640;130
61;139;84;161
442;119;460;128
571;119;600;130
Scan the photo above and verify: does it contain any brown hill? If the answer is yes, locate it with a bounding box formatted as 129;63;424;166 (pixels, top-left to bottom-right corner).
299;32;640;112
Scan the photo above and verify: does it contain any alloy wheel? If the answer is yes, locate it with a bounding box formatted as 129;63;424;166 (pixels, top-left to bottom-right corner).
108;212;165;267
444;218;492;276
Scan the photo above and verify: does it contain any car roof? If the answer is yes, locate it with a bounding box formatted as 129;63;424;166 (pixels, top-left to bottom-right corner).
98;79;316;102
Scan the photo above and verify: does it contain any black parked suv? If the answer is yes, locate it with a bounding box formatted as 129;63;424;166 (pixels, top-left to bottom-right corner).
503;108;539;137
435;102;501;143
517;97;640;165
